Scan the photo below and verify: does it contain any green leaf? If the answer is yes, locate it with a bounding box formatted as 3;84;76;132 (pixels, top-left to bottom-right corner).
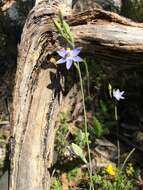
63;20;71;34
53;20;63;35
93;116;104;138
71;143;87;164
59;11;64;26
100;100;108;113
63;20;74;44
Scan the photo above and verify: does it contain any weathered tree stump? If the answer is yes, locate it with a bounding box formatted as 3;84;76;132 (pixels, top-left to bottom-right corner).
10;1;143;190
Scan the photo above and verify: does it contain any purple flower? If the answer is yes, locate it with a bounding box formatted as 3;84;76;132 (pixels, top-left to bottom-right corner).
113;89;125;101
57;47;83;70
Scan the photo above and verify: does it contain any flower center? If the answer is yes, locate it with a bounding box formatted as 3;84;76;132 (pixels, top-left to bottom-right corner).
66;48;71;58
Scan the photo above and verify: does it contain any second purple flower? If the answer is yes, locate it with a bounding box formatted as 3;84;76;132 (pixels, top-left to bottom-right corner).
57;47;83;70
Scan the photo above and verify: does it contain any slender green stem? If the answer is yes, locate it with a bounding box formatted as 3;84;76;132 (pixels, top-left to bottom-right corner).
54;14;94;189
121;148;135;171
115;104;120;168
117;134;120;168
62;34;74;48
115;104;118;121
74;62;94;190
83;59;90;96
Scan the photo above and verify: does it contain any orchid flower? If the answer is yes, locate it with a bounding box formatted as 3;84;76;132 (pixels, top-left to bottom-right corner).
113;89;125;101
57;47;83;70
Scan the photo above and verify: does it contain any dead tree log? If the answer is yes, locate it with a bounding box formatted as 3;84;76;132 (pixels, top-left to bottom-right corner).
10;1;143;190
69;9;143;65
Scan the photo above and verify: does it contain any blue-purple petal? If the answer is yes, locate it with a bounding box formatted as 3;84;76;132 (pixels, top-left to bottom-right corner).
57;58;66;64
71;47;81;57
66;59;73;70
57;50;67;58
73;56;83;62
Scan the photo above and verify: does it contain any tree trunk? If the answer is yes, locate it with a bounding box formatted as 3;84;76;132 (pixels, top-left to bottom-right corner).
10;1;143;190
10;1;66;190
69;9;143;65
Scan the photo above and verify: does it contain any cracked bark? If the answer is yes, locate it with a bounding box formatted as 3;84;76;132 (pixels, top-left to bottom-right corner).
10;1;143;190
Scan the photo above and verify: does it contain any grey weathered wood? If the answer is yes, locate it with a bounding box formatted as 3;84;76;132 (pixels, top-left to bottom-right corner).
10;1;66;190
69;9;143;64
10;1;143;190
